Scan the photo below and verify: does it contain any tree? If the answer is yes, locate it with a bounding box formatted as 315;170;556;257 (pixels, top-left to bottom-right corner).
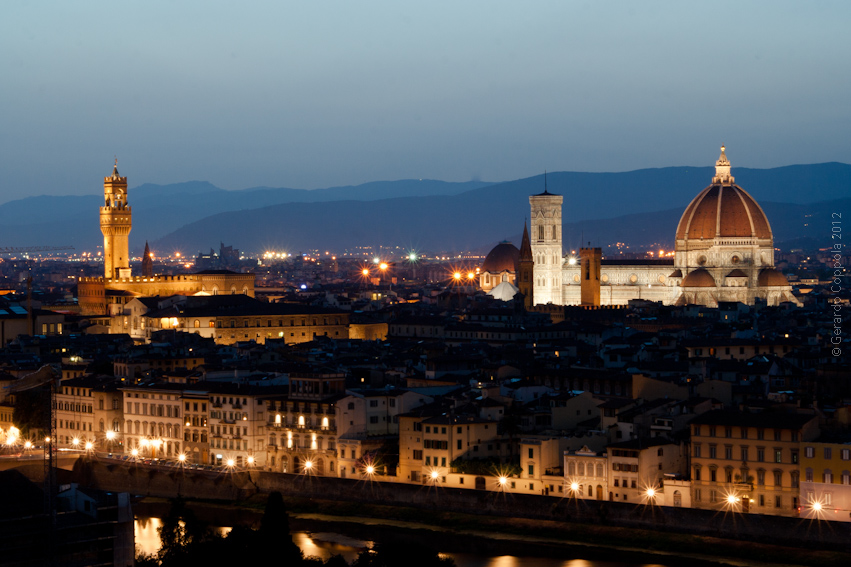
259;491;302;565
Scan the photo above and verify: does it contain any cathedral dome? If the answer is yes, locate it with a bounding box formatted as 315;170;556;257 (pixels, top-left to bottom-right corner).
758;268;789;287
681;268;716;287
675;147;772;242
481;241;520;273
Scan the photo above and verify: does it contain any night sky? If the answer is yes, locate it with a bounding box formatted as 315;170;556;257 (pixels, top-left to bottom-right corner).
1;1;849;203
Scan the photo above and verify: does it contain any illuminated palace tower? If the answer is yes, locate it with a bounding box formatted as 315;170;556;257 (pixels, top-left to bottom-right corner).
529;177;563;305
100;160;132;279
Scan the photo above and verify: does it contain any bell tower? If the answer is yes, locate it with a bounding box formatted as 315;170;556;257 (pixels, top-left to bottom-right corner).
100;159;132;279
529;173;563;305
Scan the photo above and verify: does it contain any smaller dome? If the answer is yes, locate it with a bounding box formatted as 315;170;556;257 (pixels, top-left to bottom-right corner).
669;269;683;278
726;269;747;278
489;281;519;301
758;269;788;287
681;268;716;288
481;241;520;273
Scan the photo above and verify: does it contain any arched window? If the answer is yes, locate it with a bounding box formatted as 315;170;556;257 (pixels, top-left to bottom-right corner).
194;320;200;328
567;461;575;476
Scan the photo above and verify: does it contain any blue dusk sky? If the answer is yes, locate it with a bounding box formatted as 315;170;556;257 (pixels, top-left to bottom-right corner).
1;1;849;203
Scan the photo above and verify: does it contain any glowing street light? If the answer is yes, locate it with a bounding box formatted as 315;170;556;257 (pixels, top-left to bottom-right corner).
247;456;255;466
85;441;94;451
23;440;32;450
72;437;80;448
105;430;116;441
131;448;139;457
569;482;580;493
226;458;235;468
365;465;376;475
498;476;508;487
303;460;314;472
812;501;823;512
645;488;656;498
453;272;462;281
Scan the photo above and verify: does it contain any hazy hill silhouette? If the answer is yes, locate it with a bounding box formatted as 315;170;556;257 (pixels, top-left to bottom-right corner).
0;163;847;252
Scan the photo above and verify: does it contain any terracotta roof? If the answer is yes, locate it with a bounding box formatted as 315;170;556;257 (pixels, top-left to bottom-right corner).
481;241;519;273
758;268;789;287
676;184;772;241
726;269;748;278
681;268;716;288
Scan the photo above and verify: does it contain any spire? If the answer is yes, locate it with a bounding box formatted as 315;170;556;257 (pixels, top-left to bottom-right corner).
519;222;532;260
712;144;734;185
141;241;153;277
112;157;120;179
543;170;549;194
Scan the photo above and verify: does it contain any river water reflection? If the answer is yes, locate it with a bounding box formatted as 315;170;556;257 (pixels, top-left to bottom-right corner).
136;517;669;567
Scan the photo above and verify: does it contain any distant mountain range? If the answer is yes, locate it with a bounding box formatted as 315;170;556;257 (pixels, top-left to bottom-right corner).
0;163;847;254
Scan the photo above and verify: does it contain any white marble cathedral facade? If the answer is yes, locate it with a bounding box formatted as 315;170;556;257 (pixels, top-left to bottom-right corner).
528;147;799;308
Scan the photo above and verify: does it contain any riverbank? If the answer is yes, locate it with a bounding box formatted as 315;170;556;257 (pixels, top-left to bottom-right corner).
134;495;851;567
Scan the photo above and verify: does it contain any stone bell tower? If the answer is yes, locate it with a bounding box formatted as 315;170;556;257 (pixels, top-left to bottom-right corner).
100;159;132;279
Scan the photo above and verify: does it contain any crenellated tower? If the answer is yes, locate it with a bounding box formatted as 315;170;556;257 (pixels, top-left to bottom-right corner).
100;159;132;279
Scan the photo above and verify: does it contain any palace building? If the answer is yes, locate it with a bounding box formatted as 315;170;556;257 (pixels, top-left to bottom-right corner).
77;162;255;316
482;147;799;308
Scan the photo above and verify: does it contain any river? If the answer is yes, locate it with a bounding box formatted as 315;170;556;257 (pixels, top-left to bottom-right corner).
135;516;676;567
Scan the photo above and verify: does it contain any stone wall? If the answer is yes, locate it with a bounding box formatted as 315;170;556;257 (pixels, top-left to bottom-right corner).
74;459;851;551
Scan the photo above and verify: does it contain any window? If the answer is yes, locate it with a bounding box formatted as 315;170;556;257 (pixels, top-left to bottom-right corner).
528;465;534;476
757;429;764;440
725;428;732;438
741;447;749;462
709;446;717;459
775;495;782;508
710;468;717;482
774;471;782;487
694;467;701;481
806;468;814;482
824;470;833;484
757;469;765;485
774;430;782;441
842;471;850;485
369;400;379;408
725;446;733;460
694;444;701;458
413;450;422;460
824;448;833;460
774;450;782;463
369;416;378;424
528;448;534;459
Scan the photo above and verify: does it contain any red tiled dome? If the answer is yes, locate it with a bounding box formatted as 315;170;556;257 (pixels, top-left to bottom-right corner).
676;184;772;241
681;268;716;287
481;241;520;273
758;268;788;287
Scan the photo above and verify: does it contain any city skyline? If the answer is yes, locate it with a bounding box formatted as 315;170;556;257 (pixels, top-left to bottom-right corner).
1;1;850;205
